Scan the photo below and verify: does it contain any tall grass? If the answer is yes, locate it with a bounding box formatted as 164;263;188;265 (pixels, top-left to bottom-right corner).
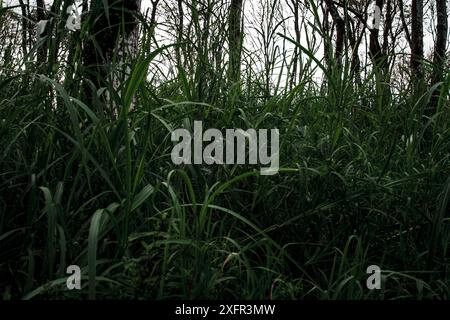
0;0;449;300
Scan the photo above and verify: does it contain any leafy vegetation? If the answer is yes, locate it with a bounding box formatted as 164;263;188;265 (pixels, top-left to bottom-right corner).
0;0;449;300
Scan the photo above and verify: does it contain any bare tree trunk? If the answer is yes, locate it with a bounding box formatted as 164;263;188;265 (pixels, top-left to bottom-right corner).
176;0;184;67
382;0;394;100
228;0;244;84
431;0;448;86
35;0;46;31
83;0;142;114
321;3;331;73
382;0;393;75
149;0;160;35
369;0;385;69
82;0;89;13
17;0;28;58
324;0;345;68
427;0;448;114
289;0;301;89
36;0;48;64
399;0;412;46
83;0;141;87
411;0;424;81
347;18;361;85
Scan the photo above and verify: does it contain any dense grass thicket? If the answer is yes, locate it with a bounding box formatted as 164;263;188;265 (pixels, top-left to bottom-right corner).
0;0;449;300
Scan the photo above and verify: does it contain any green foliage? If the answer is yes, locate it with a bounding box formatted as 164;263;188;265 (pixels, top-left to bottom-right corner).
0;0;449;300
